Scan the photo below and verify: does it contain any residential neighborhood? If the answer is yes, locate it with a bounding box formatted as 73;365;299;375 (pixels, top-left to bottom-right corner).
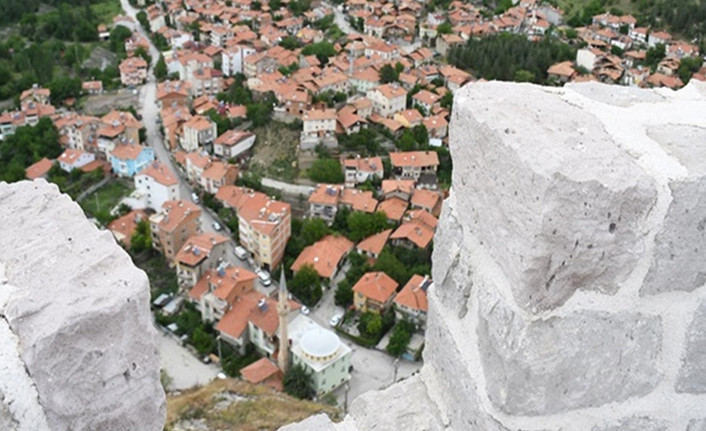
0;0;704;422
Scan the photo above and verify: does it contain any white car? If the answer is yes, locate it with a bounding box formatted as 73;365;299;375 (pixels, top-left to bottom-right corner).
257;269;272;286
234;246;248;260
301;305;310;315
191;192;200;204
329;314;342;327
212;221;223;231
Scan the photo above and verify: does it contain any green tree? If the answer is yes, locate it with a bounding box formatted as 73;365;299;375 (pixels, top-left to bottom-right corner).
645;43;666;70
373;249;409;286
347;211;388;242
440;92;453;111
130;220;153;253
280;36;303;50
109;25;132;54
334;279;353;307
379;64;400;83
246;100;273;127
155;54;168;80
514;69;536;82
283;363;314;399
358;311;383;339
290;264;323;306
436;21;453;34
301;218;330;246
301;41;336;64
308;158;344;183
49;76;82;102
136;10;151;32
678;56;702;84
387;321;414;356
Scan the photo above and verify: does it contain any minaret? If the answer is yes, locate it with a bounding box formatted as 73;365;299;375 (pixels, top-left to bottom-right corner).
277;269;290;373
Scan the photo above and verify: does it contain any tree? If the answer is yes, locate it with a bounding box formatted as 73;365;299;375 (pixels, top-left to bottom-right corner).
308;158;344;183
678;56;703;84
358;311;383;339
440;91;453;111
49;76;82;102
436;21;453;34
280;36;303;50
373;249;409;286
645;43;666;70
136;10;151;32
387;321;414;356
130;220;152;253
347;211;388;242
246;101;273;127
301;41;336;64
334;279;353;307
301;218;330;246
155;54;168;80
379;64;399;83
284;363;314;399
290;264;323;306
514;69;535;82
110;25;132;54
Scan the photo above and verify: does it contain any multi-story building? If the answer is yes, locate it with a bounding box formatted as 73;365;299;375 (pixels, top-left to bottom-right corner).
393;274;431;328
180;115;217;152
389;151;440;181
367;84;407;118
190;265;258;322
135;161;180;211
222;45;256;76
149;200;202;260
109;144;155;177
213;130;256;160
302;109;337;138
352;271;399;313
119;56;148;87
308;184;344;225
291;235;354;281
174;233;230;288
216;186;292;271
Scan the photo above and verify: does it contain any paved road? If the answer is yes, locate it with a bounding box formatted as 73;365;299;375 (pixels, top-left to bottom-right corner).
323;1;360;36
262;177;313;196
158;331;220;391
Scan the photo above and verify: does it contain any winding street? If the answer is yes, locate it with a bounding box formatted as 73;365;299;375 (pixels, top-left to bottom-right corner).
120;0;219;235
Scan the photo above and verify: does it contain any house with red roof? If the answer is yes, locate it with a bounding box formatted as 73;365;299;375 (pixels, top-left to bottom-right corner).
394;274;432;328
353;271;399;312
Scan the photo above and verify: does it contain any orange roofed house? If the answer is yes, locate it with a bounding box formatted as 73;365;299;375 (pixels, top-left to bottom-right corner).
356;228;392;263
394;274;431;328
390;219;435;250
308;184;344;225
135;161;180;211
119;56;148;87
291;235;354;281
240;358;283;391
108;210;148;249
342;156;383;187
353;271;399;313
175;233;230;287
216;186;292;271
150;200;202;260
390;151;439;182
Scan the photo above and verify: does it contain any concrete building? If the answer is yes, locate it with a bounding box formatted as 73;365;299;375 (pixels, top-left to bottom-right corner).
149;200;201;260
389;151;439;181
174;233;230;288
393;274;431;328
134;161;180;211
367;84;407;118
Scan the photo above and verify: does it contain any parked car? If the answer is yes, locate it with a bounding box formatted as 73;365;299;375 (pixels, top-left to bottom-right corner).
301;305;310;315
257;269;272;286
191;192;200;204
329;314;342;327
234;246;248;260
212;221;223;231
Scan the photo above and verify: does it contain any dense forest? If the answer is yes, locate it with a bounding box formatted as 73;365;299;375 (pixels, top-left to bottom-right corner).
447;33;576;84
0;118;62;182
0;0;107;26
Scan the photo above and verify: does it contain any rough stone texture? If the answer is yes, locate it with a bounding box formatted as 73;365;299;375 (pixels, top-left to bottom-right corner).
478;284;662;415
0;180;166;431
677;302;706;393
688;419;706;431
449;82;657;313
281;81;706;431
642;125;706;295
592;416;668;431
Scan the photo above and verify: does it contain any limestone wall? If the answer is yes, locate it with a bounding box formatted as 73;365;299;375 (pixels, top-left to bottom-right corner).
283;81;706;431
0;180;166;431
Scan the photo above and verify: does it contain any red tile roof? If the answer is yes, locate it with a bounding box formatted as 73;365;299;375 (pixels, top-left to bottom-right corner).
353;271;399;304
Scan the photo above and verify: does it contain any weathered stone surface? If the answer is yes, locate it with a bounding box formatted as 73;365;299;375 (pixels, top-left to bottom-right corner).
688;419;706;431
592;416;667;431
477;282;662;415
676;302;706;393
283;81;706;431
642;125;706;295
0;180;166;431
451;82;656;312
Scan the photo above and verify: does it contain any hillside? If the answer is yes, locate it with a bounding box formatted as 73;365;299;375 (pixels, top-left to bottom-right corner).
166;379;340;431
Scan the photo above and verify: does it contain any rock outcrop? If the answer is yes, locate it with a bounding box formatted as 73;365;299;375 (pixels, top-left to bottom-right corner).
0;180;166;431
282;81;706;430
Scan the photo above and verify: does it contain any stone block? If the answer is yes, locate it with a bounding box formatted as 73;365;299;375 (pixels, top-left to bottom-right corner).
477;283;662;415
0;180;166;431
676;302;706;393
592;416;667;431
451;82;656;312
642;125;706;295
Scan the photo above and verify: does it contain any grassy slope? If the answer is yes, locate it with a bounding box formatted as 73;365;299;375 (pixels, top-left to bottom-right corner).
166;379;340;431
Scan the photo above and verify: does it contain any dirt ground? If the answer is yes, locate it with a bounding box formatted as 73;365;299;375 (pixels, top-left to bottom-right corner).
81;46;117;71
250;122;302;182
83;89;139;116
